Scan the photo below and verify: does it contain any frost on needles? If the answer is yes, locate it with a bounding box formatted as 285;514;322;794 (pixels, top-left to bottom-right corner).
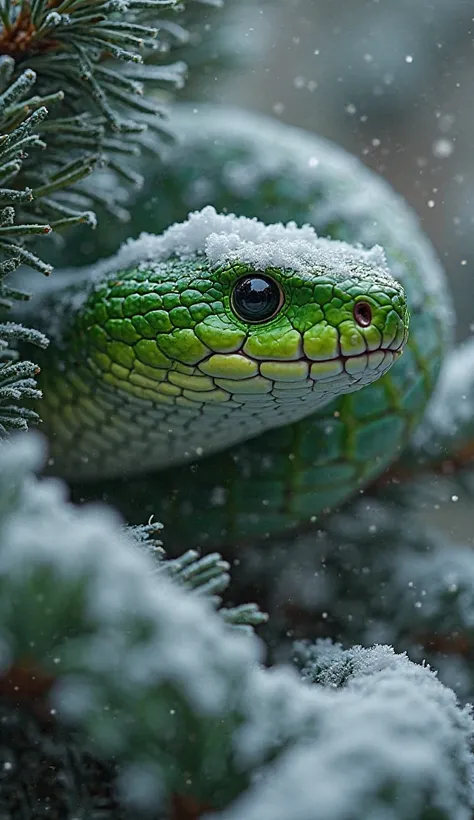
0;0;205;435
0;434;473;818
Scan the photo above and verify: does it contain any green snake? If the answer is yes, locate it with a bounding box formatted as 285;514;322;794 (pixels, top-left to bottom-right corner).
32;105;453;548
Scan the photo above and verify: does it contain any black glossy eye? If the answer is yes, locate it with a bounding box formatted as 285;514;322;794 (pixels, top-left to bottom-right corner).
232;275;283;323
354;301;372;327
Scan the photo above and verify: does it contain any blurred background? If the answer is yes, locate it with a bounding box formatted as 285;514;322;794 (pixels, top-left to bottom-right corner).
186;0;474;342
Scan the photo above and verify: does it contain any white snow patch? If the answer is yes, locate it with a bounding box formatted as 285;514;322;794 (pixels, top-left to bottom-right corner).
92;205;390;280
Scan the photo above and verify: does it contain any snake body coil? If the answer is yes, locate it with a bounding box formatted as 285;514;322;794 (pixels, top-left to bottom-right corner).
35;106;453;547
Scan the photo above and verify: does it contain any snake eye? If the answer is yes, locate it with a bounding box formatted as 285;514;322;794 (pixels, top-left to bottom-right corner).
231;275;283;323
353;301;372;327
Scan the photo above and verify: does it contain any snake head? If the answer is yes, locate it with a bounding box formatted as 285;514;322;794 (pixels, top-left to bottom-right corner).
80;207;409;421
43;208;410;477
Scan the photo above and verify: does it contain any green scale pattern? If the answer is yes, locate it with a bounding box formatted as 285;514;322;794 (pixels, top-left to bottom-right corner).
36;106;453;547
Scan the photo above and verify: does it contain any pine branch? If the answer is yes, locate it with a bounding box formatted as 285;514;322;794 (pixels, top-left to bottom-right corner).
227;479;474;706
0;0;205;434
1;434;474;819
125;524;269;630
217;644;474;820
0;433;262;814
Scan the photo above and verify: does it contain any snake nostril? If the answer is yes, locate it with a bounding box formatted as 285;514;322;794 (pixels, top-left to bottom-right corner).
353;301;372;328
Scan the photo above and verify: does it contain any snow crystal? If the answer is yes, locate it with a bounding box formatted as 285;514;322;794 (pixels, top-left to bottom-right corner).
433;138;454;159
91;205;391;282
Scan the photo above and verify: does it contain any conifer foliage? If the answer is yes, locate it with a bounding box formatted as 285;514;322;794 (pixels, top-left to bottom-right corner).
2;434;474;819
0;0;190;434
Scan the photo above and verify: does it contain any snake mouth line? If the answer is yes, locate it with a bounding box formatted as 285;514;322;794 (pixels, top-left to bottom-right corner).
190;338;406;395
199;338;406;375
287;341;405;367
232;328;407;368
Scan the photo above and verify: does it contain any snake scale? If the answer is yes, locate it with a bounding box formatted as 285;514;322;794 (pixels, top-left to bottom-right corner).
32;105;453;548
